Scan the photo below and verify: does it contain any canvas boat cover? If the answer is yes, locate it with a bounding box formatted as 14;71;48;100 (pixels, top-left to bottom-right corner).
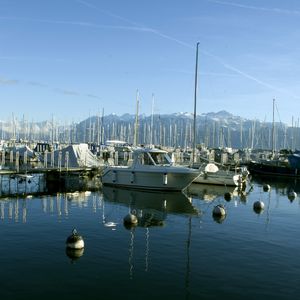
43;143;100;168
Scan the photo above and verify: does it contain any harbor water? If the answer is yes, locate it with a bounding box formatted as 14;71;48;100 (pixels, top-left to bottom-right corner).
1;177;300;299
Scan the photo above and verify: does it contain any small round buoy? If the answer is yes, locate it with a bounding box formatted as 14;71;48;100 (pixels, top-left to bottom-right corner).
288;190;297;201
66;229;84;249
123;213;138;229
224;192;232;201
253;201;265;213
263;184;271;192
123;213;138;225
212;204;226;216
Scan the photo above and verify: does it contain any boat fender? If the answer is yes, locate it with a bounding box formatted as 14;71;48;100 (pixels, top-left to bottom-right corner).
130;171;135;183
163;173;168;185
112;170;117;183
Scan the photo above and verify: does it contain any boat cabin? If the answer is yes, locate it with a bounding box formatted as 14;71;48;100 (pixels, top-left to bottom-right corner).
132;148;172;167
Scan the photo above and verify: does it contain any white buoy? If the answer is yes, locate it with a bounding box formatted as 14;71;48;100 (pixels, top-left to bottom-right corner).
288;191;297;201
253;200;265;212
224;192;232;201
263;184;271;192
66;229;84;249
212;204;226;216
123;213;138;225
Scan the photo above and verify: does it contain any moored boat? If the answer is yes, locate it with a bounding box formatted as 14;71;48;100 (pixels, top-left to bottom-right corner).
101;147;200;191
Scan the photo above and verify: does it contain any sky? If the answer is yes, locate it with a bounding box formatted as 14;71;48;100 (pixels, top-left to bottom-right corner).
0;0;300;125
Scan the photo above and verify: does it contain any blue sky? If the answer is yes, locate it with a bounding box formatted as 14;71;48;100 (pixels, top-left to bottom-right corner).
0;0;299;125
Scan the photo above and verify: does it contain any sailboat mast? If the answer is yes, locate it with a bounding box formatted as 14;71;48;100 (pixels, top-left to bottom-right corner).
150;93;154;146
272;98;275;154
134;89;140;147
192;42;199;164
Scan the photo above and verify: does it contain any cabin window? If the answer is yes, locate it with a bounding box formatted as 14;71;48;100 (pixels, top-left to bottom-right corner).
150;153;170;165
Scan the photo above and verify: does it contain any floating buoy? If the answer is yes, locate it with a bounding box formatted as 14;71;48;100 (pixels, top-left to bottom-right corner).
253;201;265;213
66;229;84;249
288;190;297;201
123;213;138;225
212;204;226;216
224;192;232;201
263;184;271;192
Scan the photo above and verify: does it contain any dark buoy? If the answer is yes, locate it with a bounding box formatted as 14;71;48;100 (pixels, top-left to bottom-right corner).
212;205;226;223
224;192;232;201
263;184;270;192
123;213;138;229
253;200;265;213
212;204;226;216
288;190;297;201
66;229;84;249
124;213;138;225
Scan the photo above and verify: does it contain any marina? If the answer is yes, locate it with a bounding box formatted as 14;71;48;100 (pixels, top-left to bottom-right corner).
1;0;300;299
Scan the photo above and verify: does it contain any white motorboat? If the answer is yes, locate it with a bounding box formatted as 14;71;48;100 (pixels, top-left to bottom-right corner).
193;163;248;187
101;147;200;191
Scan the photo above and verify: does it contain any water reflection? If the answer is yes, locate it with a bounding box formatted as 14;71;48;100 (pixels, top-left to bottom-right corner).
65;247;85;263
102;186;199;227
0;191;96;222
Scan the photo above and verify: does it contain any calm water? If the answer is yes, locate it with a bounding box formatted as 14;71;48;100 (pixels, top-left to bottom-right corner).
1;177;300;299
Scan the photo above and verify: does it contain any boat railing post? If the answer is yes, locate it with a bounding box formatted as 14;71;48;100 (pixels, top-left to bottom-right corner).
44;150;48;168
65;151;69;171
15;151;19;173
58;151;62;172
1;150;5;166
51;151;54;168
10;150;13;165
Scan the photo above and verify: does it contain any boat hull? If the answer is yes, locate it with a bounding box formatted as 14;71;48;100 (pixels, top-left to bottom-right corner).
101;166;200;191
193;172;242;186
248;161;300;177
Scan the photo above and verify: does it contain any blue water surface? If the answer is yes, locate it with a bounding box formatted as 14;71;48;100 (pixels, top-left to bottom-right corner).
1;178;300;300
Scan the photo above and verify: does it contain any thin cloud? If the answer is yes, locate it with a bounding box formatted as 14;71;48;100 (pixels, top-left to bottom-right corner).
86;94;101;99
0;16;154;33
54;88;80;96
207;0;300;16
74;0;298;100
0;77;19;85
27;81;48;87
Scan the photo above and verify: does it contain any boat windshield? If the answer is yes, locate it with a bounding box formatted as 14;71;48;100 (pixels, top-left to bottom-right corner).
149;152;171;165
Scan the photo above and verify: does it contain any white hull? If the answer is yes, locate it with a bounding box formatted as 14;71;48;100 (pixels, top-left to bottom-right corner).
102;165;200;191
193;172;242;186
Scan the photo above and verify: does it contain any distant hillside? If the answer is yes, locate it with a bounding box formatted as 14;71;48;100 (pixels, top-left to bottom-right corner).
1;111;298;150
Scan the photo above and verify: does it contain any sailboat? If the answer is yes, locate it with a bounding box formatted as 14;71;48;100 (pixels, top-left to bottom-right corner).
189;42;248;187
247;99;300;178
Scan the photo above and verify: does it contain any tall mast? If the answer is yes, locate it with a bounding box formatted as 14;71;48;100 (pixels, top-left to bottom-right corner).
150;93;154;146
133;89;140;147
272;98;275;154
192;42;199;164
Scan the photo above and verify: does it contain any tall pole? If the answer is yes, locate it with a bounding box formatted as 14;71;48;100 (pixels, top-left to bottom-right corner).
272;98;275;154
150;93;154;146
192;42;199;164
134;89;140;147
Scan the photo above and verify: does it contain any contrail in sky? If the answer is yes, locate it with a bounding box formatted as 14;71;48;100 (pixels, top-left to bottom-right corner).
207;0;300;16
0;16;154;33
76;0;299;100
